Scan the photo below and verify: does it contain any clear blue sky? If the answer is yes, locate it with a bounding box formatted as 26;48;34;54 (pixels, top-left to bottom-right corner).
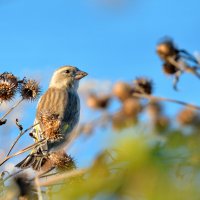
0;0;200;168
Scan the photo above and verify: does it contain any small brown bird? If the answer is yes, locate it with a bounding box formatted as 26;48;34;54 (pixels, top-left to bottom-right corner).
16;66;88;170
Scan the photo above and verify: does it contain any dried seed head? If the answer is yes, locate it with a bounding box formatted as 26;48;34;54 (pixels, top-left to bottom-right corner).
87;93;110;110
156;39;178;60
42;151;76;171
146;101;162;119
14;173;32;199
113;81;132;102
154;116;169;131
0;72;18;101
20;79;40;101
122;98;142;117
40;111;62;142
176;108;198;126
112;111;137;131
133;77;153;95
162;62;178;75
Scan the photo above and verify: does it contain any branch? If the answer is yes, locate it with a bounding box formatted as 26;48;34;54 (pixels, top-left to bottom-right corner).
38;169;87;187
6;122;40;156
0;138;46;166
133;93;200;110
0;98;24;123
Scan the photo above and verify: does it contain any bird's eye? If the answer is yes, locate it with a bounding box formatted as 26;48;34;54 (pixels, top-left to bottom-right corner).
65;70;70;74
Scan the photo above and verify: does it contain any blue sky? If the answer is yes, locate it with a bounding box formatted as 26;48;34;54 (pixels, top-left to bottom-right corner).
0;0;200;168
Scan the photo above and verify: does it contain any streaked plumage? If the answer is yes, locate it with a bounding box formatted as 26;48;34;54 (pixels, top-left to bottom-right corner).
16;66;87;170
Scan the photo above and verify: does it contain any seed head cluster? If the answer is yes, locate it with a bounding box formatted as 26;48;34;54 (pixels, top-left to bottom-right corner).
0;72;41;102
0;72;18;101
41;150;76;171
20;79;41;101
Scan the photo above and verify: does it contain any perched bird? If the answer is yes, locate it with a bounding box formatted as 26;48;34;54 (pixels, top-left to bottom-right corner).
16;66;88;170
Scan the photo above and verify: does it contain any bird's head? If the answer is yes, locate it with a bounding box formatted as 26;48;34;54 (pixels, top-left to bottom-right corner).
49;66;88;90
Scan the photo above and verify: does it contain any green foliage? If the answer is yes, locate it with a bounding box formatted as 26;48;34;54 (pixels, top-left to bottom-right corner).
45;130;200;200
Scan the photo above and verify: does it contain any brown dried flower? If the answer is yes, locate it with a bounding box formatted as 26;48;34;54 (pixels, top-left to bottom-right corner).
41;150;76;171
113;81;132;101
0;72;18;101
112;111;138;131
154;116;169;132
162;62;178;75
87;93;110;110
176;108;198;126
40;111;63;142
133;77;153;95
156;39;178;60
122;98;142;117
20;79;40;101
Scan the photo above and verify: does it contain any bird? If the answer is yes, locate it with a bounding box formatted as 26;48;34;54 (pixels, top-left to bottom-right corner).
15;66;88;171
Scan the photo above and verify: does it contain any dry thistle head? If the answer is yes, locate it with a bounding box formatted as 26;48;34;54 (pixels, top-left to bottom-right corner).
20;79;40;101
112;111;138;131
176;108;198;126
0;72;18;101
156;38;178;60
154;116;169;132
13;173;32;200
133;77;153;95
122;98;142;117
40;111;62;142
87;93;111;110
42;150;76;171
113;81;132;102
162;62;178;75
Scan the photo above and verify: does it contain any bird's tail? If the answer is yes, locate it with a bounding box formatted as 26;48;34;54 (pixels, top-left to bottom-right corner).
15;149;47;171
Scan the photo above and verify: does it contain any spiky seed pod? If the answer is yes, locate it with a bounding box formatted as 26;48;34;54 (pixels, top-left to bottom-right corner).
133;77;153;95
156;39;178;60
176;108;198;126
87;93;110;110
0;72;18;101
146;101;162;119
41;151;76;172
162;62;178;75
20;79;40;101
14;173;32;200
113;81;132;102
40;111;63;142
122;98;142;117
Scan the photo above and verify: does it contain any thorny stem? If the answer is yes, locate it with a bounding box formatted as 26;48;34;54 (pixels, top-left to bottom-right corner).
38;169;87;187
0;138;46;166
6;122;40;156
133;93;200;110
0;98;24;122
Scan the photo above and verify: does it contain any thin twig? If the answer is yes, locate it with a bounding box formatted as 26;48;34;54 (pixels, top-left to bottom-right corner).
0;98;24;122
38;169;87;187
0;169;24;184
0;138;46;166
133;93;200;110
7;122;40;156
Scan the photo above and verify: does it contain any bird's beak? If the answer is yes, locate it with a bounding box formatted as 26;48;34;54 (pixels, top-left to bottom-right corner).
75;70;88;80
